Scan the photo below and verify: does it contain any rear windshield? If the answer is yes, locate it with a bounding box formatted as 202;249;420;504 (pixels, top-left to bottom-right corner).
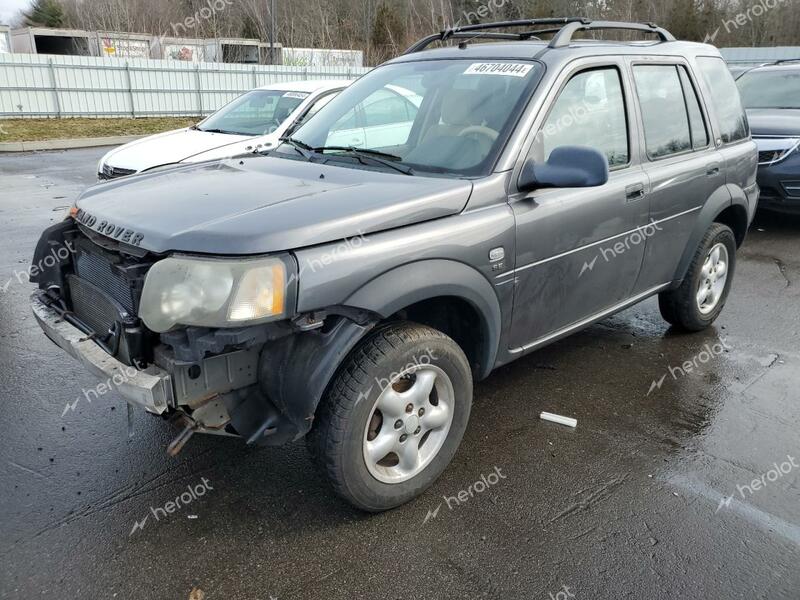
287;59;543;177
737;69;800;109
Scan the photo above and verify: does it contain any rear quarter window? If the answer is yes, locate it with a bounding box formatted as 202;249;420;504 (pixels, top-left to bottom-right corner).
696;57;749;144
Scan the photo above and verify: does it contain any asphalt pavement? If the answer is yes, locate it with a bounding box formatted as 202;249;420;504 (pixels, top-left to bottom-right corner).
1;148;798;600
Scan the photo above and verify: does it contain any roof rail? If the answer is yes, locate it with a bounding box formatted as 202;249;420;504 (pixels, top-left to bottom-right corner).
404;18;675;55
548;20;675;48
403;17;588;54
773;58;800;65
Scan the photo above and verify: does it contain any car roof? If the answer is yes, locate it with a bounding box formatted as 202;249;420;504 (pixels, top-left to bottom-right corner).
256;79;353;93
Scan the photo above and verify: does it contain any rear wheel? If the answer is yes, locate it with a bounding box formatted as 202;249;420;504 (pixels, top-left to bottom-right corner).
307;322;472;512
659;223;736;332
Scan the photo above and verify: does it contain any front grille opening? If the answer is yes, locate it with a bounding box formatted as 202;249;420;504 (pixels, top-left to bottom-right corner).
69;233;154;314
59;230;159;366
67;274;132;338
75;248;139;314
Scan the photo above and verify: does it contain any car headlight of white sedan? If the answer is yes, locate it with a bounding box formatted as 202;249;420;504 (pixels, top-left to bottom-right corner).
140;255;293;332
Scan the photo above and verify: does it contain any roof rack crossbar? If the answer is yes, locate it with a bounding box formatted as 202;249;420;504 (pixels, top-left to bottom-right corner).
403;17;589;54
548;20;675;48
404;31;537;53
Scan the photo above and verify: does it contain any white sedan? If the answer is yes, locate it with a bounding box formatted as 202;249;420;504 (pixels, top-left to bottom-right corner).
97;80;352;180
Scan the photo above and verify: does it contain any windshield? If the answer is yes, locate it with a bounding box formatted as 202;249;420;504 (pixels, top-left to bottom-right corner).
737;69;800;109
197;89;310;136
286;59;542;176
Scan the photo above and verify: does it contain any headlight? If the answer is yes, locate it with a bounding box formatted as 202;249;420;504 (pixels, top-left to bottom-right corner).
755;137;800;165
140;255;290;332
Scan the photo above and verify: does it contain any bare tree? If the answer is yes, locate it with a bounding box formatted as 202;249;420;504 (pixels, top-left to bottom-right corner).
14;0;800;66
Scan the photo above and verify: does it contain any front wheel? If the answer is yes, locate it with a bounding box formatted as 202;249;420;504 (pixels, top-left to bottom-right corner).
307;322;473;512
658;222;737;332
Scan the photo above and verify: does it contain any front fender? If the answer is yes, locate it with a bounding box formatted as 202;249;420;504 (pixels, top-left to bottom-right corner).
344;259;502;379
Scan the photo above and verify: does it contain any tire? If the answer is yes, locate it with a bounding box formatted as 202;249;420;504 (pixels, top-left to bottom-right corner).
658;223;737;332
307;321;473;512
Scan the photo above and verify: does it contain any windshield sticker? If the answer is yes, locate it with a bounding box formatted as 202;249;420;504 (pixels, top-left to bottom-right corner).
283;92;311;99
464;63;533;78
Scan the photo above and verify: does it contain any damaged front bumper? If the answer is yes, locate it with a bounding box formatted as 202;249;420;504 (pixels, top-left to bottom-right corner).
33;288;377;453
31;291;173;414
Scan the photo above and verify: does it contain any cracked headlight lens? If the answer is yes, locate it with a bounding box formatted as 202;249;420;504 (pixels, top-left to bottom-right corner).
140;255;287;332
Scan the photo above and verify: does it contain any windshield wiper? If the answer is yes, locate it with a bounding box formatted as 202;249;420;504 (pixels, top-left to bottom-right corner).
313;146;414;175
278;137;316;160
198;127;243;135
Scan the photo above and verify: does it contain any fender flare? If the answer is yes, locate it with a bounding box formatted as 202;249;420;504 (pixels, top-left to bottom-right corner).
671;185;747;284
344;259;503;379
258;317;377;442
255;260;502;441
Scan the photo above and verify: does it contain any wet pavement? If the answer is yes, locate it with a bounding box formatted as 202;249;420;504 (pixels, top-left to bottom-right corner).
1;148;798;600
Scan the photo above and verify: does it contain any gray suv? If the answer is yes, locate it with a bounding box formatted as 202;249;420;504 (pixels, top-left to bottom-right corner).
30;18;758;512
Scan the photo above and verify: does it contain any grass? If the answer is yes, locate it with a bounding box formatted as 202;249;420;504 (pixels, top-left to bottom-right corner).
0;117;200;142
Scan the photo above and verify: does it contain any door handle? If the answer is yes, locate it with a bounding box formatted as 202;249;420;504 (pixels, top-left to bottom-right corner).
625;183;646;202
706;164;721;176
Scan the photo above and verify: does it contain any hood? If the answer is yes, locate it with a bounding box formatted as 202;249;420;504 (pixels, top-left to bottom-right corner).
746;109;800;137
101;128;252;172
74;156;473;255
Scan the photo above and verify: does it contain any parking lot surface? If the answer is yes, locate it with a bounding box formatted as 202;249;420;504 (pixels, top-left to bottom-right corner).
1;148;798;599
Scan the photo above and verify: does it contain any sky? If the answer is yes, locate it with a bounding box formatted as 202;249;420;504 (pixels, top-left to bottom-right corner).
0;0;31;26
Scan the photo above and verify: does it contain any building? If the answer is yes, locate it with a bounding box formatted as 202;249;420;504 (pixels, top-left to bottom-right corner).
11;27;95;56
94;31;155;60
151;36;207;62
282;47;364;68
205;38;276;64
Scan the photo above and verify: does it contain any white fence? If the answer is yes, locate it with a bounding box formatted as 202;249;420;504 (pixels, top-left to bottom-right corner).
0;53;370;118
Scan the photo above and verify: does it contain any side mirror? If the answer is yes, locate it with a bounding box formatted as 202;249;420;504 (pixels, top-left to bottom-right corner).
519;146;609;191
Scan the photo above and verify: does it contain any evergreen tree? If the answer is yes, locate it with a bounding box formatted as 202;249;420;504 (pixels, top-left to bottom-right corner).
24;0;65;27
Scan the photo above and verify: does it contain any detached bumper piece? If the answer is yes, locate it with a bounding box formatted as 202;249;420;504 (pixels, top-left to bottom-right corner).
31;292;173;414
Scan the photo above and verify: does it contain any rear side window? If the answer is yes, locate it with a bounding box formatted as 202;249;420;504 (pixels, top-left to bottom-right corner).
541;67;629;168
696;57;749;144
678;67;710;149
633;65;692;159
